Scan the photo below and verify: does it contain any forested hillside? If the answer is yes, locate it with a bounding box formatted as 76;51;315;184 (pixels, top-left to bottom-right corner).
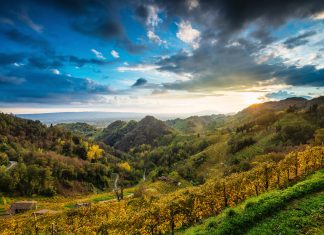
55;122;98;138
165;114;226;133
97;116;173;151
0;113;138;196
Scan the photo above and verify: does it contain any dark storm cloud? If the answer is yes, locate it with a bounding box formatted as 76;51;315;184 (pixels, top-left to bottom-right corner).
72;21;123;39
160;45;324;91
135;4;148;23
146;0;324;91
3;29;51;51
250;28;274;45
39;0;106;15
1;0;323;101
159;40;278;91
0;0;145;53
284;31;317;49
73;21;146;54
27;56;62;69
275;65;324;86
40;0;146;54
0;68;114;103
132;78;148;87
142;0;324;39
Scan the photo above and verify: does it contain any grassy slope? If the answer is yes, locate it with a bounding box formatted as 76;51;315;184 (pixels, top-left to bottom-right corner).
248;191;324;235
180;170;324;235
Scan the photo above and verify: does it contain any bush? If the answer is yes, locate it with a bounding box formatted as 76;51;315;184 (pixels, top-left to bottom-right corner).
42;186;56;197
0;153;9;166
229;137;256;154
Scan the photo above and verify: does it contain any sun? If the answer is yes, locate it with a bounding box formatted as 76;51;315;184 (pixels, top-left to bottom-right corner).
243;92;261;105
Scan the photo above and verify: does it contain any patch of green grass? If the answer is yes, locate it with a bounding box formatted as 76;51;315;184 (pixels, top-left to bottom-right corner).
64;203;76;209
248;191;324;235
180;170;324;235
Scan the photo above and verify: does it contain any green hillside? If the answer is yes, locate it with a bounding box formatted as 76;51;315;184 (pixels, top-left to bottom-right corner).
181;170;324;235
97;116;173;151
165;114;226;134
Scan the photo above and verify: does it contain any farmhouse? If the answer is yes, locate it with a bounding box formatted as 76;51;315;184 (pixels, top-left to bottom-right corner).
9;201;37;214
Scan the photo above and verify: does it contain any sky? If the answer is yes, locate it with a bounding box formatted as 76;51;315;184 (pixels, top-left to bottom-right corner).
0;0;323;115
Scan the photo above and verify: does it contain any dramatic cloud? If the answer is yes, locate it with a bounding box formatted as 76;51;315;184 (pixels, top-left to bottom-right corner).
150;0;324;38
0;69;114;104
0;0;323;112
274;65;324;86
70;11;146;53
284;31;317;49
2;29;51;52
132;78;148;87
157;42;277;91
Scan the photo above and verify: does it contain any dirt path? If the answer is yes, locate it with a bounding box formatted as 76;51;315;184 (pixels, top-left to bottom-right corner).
6;161;17;171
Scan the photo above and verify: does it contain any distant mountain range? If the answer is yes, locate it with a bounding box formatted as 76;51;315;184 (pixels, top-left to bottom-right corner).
16;112;146;126
16;111;220;127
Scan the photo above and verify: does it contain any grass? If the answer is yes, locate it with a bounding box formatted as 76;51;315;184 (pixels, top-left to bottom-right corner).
248;191;324;235
91;191;132;202
180;169;324;235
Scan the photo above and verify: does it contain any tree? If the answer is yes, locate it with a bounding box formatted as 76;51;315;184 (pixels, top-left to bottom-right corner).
118;162;132;172
114;162;132;201
87;145;104;161
0;152;9;166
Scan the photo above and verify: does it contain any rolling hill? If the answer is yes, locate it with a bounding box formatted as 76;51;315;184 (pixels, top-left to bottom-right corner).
98;115;173;151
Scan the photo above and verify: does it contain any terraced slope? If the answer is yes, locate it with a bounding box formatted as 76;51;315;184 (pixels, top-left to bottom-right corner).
181;170;324;235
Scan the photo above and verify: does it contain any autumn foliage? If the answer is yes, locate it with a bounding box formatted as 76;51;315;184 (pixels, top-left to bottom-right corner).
1;146;323;234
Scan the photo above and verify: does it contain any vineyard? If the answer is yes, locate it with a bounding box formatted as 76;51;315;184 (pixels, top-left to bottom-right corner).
1;146;323;234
